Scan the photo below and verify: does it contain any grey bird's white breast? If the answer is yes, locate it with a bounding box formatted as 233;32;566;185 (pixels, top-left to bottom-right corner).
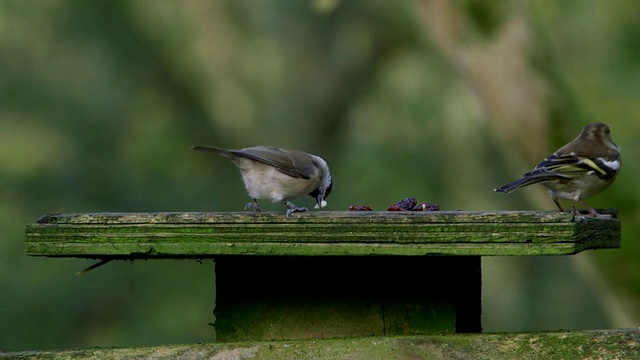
234;158;321;202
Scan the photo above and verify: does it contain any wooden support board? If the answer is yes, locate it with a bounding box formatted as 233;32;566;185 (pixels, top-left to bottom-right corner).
213;255;481;340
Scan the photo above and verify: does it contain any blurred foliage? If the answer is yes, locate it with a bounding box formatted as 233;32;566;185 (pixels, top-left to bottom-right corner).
0;0;638;351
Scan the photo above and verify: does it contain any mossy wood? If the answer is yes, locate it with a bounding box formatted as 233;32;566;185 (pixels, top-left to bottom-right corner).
25;210;620;258
4;329;638;360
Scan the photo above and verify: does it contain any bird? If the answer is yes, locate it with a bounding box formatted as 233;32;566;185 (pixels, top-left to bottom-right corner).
192;145;332;217
494;123;620;216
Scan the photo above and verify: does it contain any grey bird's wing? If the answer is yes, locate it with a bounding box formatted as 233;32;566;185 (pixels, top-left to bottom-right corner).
231;146;317;180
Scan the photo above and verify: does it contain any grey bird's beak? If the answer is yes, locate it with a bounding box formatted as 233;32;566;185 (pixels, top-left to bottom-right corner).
314;194;327;209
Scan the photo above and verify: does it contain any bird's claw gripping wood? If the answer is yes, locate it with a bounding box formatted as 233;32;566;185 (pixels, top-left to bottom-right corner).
244;200;261;212
285;201;308;218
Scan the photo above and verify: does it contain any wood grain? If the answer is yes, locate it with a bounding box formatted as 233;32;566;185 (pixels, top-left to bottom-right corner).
25;210;621;258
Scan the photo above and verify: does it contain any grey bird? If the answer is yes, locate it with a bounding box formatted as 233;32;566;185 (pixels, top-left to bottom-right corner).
192;145;333;217
494;123;620;216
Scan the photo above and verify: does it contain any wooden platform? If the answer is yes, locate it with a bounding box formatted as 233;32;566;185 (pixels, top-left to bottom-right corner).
23;210;621;342
25;210;621;258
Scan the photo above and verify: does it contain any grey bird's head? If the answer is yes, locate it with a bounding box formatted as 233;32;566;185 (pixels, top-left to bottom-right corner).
309;172;332;209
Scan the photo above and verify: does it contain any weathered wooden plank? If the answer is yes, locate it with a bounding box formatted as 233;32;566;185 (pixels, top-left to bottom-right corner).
3;329;638;360
22;240;612;257
34;210;586;224
24;210;621;258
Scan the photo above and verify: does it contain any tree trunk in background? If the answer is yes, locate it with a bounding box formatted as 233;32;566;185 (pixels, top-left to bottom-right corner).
419;1;550;171
417;0;635;329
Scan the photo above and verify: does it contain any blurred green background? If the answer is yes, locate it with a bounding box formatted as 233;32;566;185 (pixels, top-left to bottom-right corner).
1;0;638;351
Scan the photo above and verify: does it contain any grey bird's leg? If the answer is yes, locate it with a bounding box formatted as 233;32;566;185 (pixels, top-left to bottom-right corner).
244;198;261;212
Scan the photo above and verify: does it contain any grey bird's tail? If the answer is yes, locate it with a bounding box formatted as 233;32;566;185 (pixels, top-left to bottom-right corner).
191;146;233;158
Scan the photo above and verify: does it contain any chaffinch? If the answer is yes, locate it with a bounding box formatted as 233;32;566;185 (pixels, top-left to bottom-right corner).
494;123;620;216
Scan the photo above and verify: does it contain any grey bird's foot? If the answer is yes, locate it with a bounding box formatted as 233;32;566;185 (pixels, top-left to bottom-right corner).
244;199;261;212
284;201;308;218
